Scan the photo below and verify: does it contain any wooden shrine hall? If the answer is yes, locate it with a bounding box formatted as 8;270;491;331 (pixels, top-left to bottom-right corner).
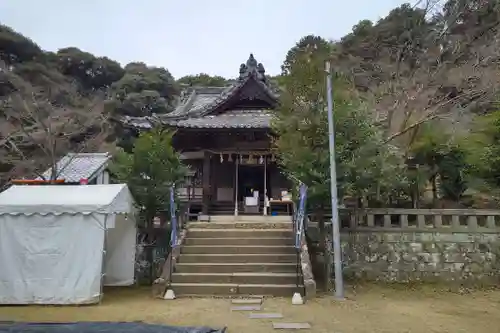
120;54;292;216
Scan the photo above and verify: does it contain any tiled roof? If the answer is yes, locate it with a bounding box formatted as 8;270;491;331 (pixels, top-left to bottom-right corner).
119;54;280;131
164;110;273;129
167;55;280;120
168;87;226;118
37;153;110;182
169;82;278;120
121;110;274;129
121;115;154;129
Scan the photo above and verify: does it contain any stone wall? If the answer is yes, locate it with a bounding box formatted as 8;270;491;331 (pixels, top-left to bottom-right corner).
309;208;500;286
340;230;500;284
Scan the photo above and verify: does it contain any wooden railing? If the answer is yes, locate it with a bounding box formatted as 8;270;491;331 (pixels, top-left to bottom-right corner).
177;187;202;202
309;208;500;232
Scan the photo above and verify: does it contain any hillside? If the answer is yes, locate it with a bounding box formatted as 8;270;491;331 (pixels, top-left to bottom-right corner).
335;1;500;137
0;24;185;184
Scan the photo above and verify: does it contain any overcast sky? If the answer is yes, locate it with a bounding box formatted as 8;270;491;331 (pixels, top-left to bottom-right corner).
0;0;411;79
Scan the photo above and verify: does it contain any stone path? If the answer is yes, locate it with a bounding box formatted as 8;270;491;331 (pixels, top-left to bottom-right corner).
230;297;311;330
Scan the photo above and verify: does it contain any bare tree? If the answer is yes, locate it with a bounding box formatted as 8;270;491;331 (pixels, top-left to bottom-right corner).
371;0;500;150
0;91;109;185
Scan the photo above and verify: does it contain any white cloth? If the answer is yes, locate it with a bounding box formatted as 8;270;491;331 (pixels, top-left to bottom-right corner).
0;213;105;304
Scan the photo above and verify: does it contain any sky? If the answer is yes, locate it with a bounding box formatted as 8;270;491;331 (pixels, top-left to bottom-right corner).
0;0;411;79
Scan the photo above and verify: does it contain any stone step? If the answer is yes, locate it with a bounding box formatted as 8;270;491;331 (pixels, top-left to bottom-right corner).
181;245;296;255
171;272;300;285
231;298;263;304
188;229;293;239
209;215;292;223
188;221;293;230
171;283;303;296
179;253;297;263
249;313;284;319
272;322;311;330
231;305;262;311
175;262;298;273
184;237;295;246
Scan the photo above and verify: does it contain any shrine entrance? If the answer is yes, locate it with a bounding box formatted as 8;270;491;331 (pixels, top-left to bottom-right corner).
237;164;266;203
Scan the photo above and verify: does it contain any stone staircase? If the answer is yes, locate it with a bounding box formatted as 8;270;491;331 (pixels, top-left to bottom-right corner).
171;215;304;297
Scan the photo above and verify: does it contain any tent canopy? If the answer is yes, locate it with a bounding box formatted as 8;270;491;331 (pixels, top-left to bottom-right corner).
0;183;137;305
0;184;134;216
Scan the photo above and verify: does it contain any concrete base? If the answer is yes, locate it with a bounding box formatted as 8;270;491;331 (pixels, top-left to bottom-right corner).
171;282;303;296
163;289;176;300
291;292;304;305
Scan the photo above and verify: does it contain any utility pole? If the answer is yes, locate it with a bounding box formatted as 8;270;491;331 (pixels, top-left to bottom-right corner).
325;61;344;300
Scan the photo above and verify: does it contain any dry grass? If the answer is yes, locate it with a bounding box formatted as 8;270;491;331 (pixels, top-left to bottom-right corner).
2;285;500;333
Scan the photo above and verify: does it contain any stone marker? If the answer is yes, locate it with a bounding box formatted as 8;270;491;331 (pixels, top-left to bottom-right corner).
273;322;311;330
249;313;283;319
231;298;263;304
231;305;261;311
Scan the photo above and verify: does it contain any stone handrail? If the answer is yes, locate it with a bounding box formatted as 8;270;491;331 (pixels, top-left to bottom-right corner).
310;208;500;232
300;218;316;299
308;208;500;286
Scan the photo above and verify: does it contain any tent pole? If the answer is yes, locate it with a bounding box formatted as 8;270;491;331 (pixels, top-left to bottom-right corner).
99;215;108;304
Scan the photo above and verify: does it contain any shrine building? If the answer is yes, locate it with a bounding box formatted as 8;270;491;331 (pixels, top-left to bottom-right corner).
120;54;292;216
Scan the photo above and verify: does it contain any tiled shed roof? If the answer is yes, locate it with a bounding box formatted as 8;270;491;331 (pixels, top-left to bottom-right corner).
37;153;110;182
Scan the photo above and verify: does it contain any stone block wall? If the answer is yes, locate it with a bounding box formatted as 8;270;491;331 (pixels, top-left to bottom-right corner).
309;208;500;286
340;231;500;284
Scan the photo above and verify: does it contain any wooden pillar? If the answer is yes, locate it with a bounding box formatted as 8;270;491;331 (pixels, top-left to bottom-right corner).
202;152;210;215
234;155;239;216
263;155;267;216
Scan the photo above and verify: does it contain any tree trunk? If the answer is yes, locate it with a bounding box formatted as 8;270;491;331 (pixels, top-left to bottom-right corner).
414;164;421;208
431;174;437;207
145;211;156;285
315;206;330;291
410;179;417;208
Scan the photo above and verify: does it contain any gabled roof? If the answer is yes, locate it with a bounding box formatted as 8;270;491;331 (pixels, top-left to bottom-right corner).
121;54;280;130
167;86;229;118
37;153;111;182
0;184;134;216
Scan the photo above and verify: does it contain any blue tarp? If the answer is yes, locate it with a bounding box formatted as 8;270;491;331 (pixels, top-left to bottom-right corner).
0;322;226;333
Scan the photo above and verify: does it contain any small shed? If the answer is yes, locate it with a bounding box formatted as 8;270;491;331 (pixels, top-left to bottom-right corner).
0;184;137;305
37;152;111;184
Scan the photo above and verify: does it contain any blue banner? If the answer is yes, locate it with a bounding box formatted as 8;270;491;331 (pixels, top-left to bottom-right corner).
295;183;308;249
169;185;177;248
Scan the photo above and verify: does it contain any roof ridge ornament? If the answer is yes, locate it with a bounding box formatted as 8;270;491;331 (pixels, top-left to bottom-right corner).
239;53;266;82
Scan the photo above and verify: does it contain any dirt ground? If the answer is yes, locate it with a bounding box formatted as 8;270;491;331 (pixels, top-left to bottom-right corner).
1;285;500;333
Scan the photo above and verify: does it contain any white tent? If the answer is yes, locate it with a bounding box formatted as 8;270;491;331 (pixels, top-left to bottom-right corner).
0;184;137;305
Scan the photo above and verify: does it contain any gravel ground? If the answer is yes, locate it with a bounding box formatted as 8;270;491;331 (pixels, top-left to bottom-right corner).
1;285;500;333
